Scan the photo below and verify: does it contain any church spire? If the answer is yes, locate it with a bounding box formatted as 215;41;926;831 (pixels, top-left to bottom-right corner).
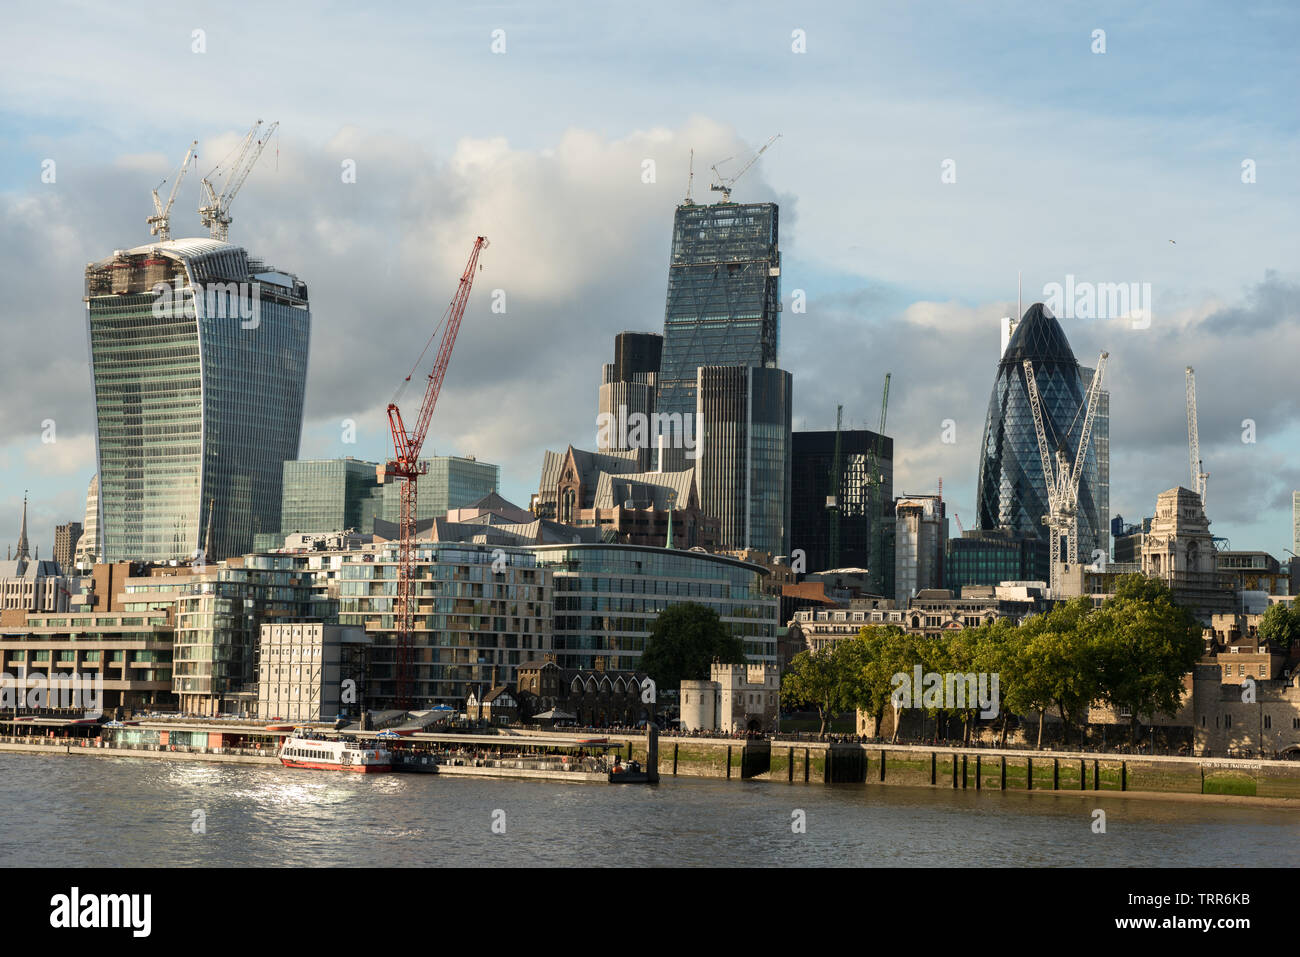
15;491;30;562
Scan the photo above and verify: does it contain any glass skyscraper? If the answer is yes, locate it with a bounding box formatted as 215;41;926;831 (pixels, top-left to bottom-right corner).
790;429;893;579
696;365;792;555
656;201;781;467
976;303;1104;564
85;238;310;563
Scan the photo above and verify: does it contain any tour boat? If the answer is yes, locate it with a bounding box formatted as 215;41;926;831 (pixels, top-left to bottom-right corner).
278;735;392;773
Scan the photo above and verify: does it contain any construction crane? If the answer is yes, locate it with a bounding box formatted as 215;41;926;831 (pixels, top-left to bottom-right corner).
827;405;844;569
866;373;891;594
198;120;278;241
1186;366;1208;508
386;235;489;709
1023;353;1108;595
710;133;781;202
147;140;198;241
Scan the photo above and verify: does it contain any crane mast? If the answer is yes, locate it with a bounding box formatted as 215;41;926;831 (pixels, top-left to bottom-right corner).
147;140;198;241
1023;353;1107;595
198;119;278;241
386;236;489;709
1186;366;1208;508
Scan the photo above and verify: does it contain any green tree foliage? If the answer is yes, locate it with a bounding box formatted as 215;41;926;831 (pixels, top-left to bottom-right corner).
781;645;851;737
639;603;745;690
790;573;1203;749
1257;602;1300;651
1091;575;1203;744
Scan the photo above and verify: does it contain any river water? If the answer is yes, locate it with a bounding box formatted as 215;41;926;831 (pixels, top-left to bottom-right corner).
2;753;1296;867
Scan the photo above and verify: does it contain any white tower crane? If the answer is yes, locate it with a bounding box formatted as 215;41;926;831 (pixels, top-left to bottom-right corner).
1185;366;1208;508
1023;352;1108;595
147;140;198;241
709;133;781;202
198;120;278;242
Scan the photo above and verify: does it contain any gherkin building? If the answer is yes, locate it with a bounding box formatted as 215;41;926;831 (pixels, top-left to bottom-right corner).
976;303;1104;573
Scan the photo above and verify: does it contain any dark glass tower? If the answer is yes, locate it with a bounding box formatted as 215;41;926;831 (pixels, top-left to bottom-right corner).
790;429;893;576
656;202;780;467
976;303;1103;564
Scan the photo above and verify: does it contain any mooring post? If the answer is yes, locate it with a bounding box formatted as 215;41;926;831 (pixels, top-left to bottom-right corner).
804;748;810;783
788;746;794;782
1000;754;1007;790
1027;757;1033;790
1093;759;1100;790
646;724;659;783
1080;758;1085;790
952;753;958;788
1121;761;1127;791
930;751;937;785
879;749;886;782
1053;757;1059;790
726;744;732;779
975;754;981;789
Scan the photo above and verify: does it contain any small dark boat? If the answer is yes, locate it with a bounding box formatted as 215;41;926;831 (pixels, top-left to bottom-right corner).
607;759;653;783
390;752;440;773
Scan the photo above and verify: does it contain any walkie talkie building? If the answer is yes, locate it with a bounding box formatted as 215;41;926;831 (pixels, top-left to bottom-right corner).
85;238;310;563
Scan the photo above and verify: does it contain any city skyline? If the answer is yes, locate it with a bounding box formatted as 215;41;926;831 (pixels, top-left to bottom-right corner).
2;2;1298;563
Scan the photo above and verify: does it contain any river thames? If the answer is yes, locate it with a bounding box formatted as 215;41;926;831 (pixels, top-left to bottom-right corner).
2;753;1297;867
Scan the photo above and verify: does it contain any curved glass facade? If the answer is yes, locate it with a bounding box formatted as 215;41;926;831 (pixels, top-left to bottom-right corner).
976;304;1103;565
86;239;309;563
531;543;778;671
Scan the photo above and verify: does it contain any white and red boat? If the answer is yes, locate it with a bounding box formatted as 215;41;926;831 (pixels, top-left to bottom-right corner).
278;735;392;773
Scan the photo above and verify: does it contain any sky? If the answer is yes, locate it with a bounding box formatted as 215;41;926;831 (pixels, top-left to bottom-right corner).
1;0;1297;562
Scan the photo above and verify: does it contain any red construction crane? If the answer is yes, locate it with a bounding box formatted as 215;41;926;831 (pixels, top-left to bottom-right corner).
386;235;489;709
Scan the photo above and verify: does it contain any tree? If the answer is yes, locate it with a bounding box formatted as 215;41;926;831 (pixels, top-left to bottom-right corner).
842;625;907;739
1258;602;1300;652
639;602;745;691
1092;574;1202;745
781;645;849;737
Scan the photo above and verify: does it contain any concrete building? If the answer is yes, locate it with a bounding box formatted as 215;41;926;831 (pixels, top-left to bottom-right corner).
0;609;174;711
597;331;662;470
695;365;793;555
1140;487;1235;622
655;201;781;472
53;522;82;573
680;661;779;734
894;494;947;605
85;238;310;562
256;623;369;722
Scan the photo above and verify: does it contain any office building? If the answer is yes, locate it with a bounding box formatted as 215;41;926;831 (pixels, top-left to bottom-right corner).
597;332;662;469
257;622;370;722
378;455;499;526
655;201;781;470
73;475;100;571
976;303;1105;563
790;428;893;582
531;542;779;672
946;527;1046;593
894;494;947;604
53;522;83;572
695;365;793;555
85;238;310;563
